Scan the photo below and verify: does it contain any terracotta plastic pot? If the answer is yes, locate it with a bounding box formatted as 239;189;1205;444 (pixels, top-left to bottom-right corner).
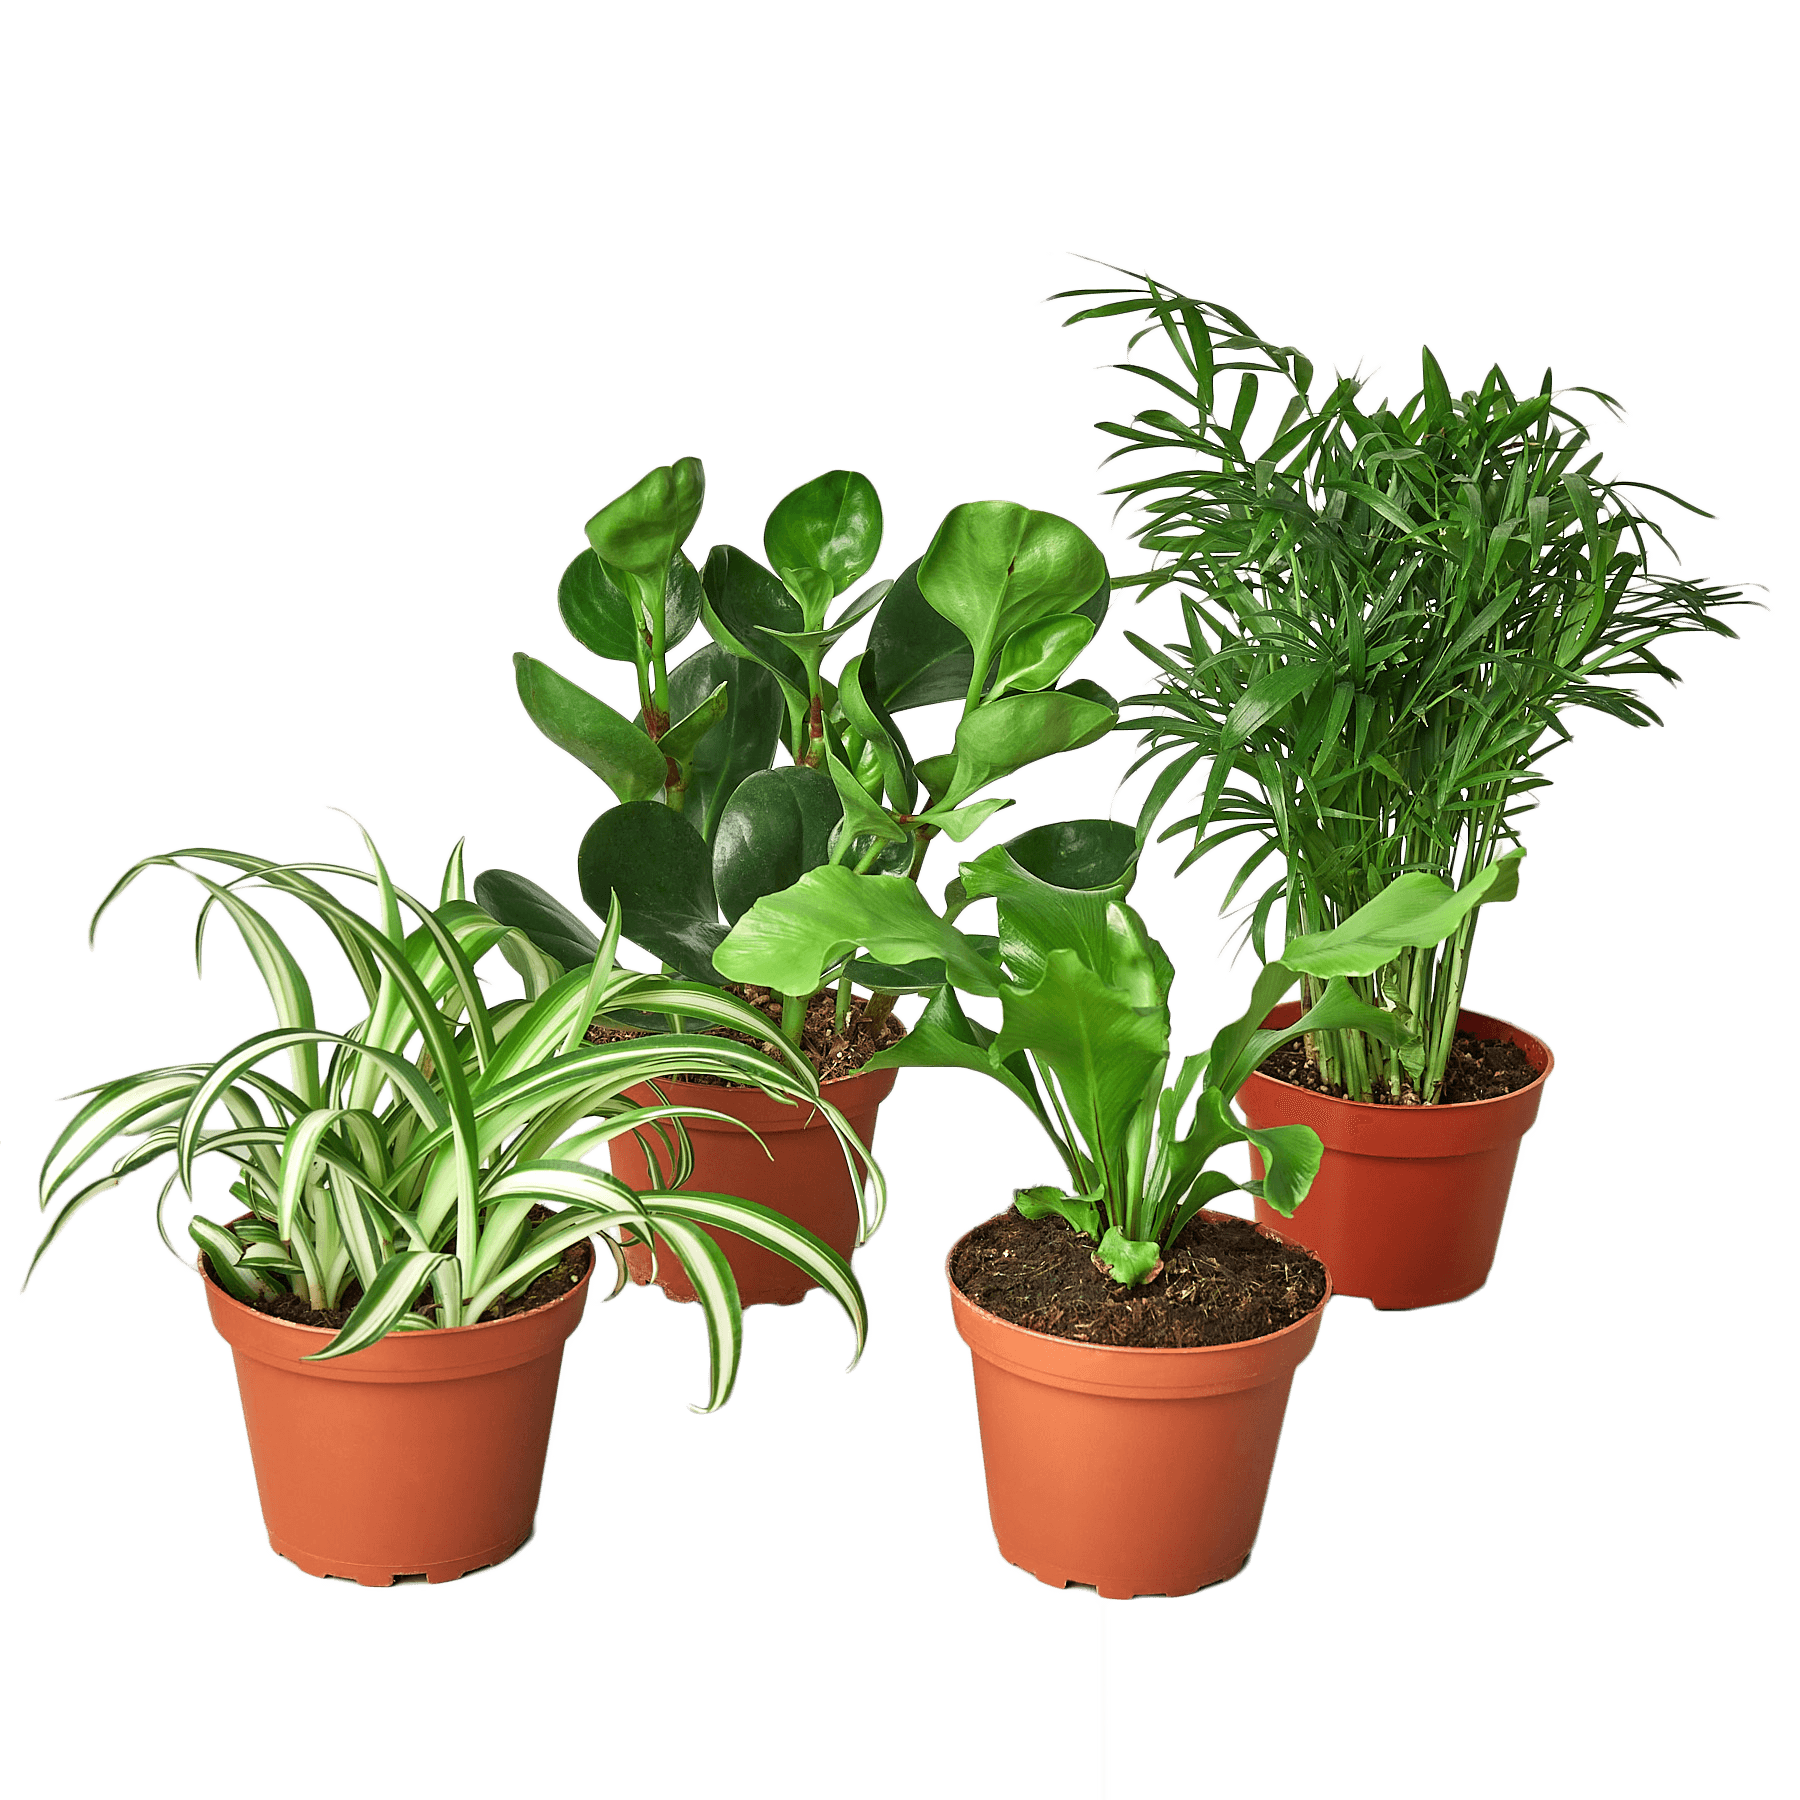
608;1064;896;1306
202;1252;592;1586
1238;1003;1552;1310
947;1211;1329;1599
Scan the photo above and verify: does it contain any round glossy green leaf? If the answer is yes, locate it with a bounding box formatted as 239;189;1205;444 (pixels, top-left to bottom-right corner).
937;679;1119;806
584;458;706;580
700;545;808;694
917;502;1108;682
471;869;600;970
513;654;666;802
764;470;883;618
992;614;1097;698
560;548;703;662
865;557;968;711
713;767;843;926
667;643;784;843
578;802;725;983
999;819;1139;900
868;558;1109;713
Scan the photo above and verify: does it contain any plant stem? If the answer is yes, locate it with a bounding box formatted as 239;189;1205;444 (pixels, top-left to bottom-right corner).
863;991;897;1029
906;823;938;881
834;972;852;1033
779;989;808;1046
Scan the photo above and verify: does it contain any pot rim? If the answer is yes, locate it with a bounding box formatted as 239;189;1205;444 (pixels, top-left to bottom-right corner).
198;1233;596;1342
1240;1003;1553;1114
944;1206;1331;1359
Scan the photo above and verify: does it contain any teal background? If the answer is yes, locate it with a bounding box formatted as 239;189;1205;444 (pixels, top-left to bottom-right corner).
0;5;1786;1797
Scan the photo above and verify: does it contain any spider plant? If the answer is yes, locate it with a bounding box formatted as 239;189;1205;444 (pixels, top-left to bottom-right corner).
32;834;876;1409
1059;271;1746;1101
481;458;1118;1045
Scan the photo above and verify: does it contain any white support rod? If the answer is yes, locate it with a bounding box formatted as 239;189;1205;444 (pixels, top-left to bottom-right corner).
1094;1605;1108;1800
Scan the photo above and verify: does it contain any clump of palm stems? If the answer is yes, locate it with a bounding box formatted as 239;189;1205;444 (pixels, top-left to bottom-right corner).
1060;271;1746;1101
34;833;877;1408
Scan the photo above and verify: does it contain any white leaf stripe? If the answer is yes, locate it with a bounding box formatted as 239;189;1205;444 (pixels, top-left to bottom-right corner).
172;864;322;1105
308;1253;448;1361
653;1191;867;1369
188;1216;263;1302
646;1215;743;1413
40;1071;200;1209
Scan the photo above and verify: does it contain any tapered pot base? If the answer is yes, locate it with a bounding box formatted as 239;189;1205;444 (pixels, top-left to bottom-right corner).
1239;1005;1552;1310
950;1211;1327;1601
267;1528;529;1587
204;1252;591;1584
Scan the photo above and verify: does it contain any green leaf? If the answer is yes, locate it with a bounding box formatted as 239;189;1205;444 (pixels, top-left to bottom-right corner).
1015;1185;1101;1240
992;818;1139;902
309;1251;449;1360
763;470;883;618
956;832;1153;990
837;652;918;813
513;654;666;802
913;797;1013;841
712;766;843;927
715;866;1001;998
1420;345;1454;429
865;557;974;712
867;982;1046;1118
189;1216;268;1303
666;642;785;843
471;869;600;970
1094;1227;1161;1286
918;503;1108;702
700;545;808;694
823;746;906;849
584;458;706;582
935;681;1118;807
991;614;1097;698
560;547;703;662
991;948;1169;1204
578;803;725;982
1240;1120;1323;1218
1220;662;1325;752
1280;851;1524;979
658;682;731;766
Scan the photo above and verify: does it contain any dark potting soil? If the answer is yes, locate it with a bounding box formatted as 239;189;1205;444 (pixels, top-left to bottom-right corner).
952;1207;1328;1350
1257;1030;1540;1106
219;1238;593;1333
585;983;903;1087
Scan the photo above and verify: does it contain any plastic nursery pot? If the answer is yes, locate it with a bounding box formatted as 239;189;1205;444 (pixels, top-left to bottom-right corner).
608;1064;897;1307
1238;1003;1553;1311
202;1250;592;1586
947;1211;1329;1600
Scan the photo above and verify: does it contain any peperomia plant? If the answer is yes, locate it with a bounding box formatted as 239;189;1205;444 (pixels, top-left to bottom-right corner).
479;458;1118;1045
714;829;1520;1283
33;835;875;1408
1057;272;1745;1102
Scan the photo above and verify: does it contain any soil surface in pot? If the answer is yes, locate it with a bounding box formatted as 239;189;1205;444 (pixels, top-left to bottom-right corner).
1257;1030;1539;1106
953;1209;1327;1349
585;983;902;1086
220;1239;593;1333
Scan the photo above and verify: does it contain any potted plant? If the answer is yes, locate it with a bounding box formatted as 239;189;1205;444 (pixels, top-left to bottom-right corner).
32;834;871;1585
478;458;1118;1303
712;833;1513;1595
1057;271;1746;1307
